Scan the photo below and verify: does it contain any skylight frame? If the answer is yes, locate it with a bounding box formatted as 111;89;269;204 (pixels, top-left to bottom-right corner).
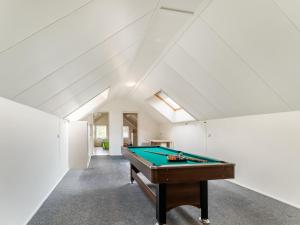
150;90;196;123
155;91;181;111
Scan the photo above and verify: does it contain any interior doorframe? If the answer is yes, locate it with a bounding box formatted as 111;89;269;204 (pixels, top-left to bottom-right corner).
122;111;139;146
93;111;110;155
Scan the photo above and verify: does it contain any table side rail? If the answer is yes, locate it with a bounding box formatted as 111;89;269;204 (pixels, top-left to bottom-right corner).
151;164;235;183
122;146;235;184
122;147;154;181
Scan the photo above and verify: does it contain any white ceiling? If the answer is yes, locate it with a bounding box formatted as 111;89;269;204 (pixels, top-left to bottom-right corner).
130;0;300;121
0;0;299;123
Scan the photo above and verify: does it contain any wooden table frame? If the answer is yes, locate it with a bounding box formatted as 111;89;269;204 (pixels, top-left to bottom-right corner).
147;139;174;148
122;146;235;225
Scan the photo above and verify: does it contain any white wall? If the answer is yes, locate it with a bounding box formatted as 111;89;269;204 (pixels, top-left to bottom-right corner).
86;114;94;159
160;111;300;209
97;99;160;155
160;122;207;155
68;121;90;169
0;97;69;225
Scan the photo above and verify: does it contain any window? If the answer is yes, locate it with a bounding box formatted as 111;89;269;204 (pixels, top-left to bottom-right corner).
65;88;109;121
96;125;107;139
148;91;196;123
123;126;129;138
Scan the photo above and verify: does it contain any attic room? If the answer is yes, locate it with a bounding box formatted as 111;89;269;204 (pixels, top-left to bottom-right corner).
0;0;300;225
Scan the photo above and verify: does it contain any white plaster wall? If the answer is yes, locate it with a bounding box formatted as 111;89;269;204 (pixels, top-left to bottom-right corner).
86;114;94;159
160;111;300;208
0;97;69;225
59;119;69;173
160;122;207;155
97;99;160;155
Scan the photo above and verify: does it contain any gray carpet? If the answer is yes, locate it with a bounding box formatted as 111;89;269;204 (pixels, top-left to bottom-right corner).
28;156;300;225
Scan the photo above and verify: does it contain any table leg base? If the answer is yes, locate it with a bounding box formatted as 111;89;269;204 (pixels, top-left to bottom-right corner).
200;218;210;224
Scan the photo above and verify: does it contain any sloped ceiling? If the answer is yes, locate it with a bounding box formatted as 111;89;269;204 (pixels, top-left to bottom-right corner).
0;0;158;118
130;0;300;121
0;0;300;122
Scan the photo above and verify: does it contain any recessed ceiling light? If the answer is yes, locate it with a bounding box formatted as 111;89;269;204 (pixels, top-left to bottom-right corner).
125;81;136;87
155;38;162;43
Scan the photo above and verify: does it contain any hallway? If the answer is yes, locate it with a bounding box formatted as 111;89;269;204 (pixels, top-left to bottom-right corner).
29;156;300;225
94;147;109;156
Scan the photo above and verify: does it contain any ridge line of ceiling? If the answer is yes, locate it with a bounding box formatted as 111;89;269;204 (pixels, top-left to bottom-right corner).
0;0;96;55
124;0;162;75
12;9;154;100
126;0;214;98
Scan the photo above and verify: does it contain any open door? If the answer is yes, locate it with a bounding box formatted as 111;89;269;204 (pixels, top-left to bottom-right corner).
123;113;138;147
93;112;109;155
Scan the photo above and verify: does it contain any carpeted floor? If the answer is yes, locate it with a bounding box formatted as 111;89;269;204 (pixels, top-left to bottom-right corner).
28;156;300;225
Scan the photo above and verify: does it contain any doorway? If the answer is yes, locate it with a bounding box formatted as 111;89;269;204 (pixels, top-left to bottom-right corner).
93;112;109;155
123;113;138;147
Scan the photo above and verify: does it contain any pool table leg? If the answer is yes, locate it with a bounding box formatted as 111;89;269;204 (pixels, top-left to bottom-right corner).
200;181;210;224
130;164;134;184
156;184;167;225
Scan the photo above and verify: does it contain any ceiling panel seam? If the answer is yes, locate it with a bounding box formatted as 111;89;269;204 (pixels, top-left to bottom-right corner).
42;61;129;113
272;0;300;32
163;62;225;117
159;6;194;15
12;9;154;100
47;58;132;113
32;41;140;108
199;17;293;110
176;44;255;115
0;0;96;55
127;0;214;97
161;89;205;121
105;93;118;105
126;0;162;72
62;86;110;118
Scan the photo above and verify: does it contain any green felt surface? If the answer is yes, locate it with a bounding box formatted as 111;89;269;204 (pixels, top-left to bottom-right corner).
128;146;221;166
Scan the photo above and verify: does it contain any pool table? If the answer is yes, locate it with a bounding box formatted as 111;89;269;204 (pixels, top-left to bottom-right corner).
121;146;235;225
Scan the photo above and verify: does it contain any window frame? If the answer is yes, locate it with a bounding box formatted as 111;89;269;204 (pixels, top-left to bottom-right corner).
155;91;181;111
149;90;196;123
123;126;130;139
95;125;107;139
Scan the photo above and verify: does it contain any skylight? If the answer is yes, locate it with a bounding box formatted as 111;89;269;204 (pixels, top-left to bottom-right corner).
65;88;110;121
155;91;181;111
148;91;196;123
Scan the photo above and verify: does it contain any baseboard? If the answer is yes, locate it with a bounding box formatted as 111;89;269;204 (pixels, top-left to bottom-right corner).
24;169;69;225
87;155;91;168
228;180;300;209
